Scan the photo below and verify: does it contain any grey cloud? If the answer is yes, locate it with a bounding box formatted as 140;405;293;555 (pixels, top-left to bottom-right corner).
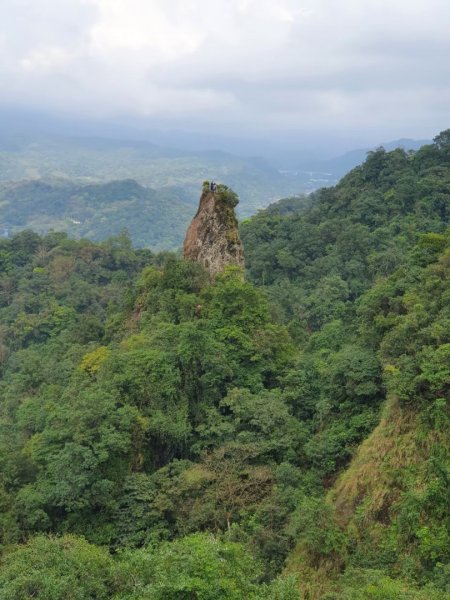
0;0;97;53
0;0;449;142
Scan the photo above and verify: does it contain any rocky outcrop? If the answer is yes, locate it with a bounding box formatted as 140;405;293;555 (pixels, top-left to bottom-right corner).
183;183;244;277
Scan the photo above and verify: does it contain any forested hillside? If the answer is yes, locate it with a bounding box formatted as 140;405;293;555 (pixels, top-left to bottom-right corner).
0;178;195;250
0;231;299;598
0;133;449;599
241;131;450;598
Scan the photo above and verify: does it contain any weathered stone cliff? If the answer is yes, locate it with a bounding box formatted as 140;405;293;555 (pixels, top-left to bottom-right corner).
183;183;244;277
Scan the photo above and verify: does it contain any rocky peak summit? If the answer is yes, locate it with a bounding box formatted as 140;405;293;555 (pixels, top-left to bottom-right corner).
183;182;244;277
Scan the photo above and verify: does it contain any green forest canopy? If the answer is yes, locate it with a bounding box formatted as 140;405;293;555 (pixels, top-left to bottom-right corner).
0;132;449;598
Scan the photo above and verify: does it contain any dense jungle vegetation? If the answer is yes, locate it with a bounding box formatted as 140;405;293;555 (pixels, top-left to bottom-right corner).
0;132;449;598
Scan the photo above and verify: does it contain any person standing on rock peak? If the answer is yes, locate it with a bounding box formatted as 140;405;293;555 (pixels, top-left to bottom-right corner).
184;182;244;277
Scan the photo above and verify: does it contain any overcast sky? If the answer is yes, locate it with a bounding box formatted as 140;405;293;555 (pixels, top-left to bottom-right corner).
1;0;449;144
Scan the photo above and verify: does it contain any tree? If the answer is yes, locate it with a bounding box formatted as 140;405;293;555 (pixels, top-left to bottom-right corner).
0;535;121;600
119;533;299;600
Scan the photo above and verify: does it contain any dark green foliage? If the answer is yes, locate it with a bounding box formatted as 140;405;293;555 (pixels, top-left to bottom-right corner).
0;229;299;591
241;133;450;326
288;496;347;566
121;533;264;599
2;132;450;598
240;133;450;594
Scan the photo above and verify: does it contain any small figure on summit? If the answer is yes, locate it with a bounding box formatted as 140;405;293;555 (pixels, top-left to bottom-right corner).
183;182;244;277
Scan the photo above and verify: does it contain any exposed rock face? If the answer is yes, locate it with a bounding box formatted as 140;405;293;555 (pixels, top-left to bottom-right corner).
183;184;244;277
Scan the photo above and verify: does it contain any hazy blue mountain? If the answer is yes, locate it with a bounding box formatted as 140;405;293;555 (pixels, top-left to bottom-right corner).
283;138;432;189
0;107;363;162
318;137;431;176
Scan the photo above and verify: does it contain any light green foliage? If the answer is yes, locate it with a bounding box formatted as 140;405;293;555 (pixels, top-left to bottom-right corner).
118;533;299;600
123;533;263;599
215;183;240;208
325;568;448;599
79;345;110;374
0;533;300;600
0;535;120;600
351;234;450;584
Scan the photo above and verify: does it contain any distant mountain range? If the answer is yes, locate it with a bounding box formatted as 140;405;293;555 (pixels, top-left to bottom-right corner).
0;127;432;249
0;133;303;217
313;137;431;176
280;138;432;189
